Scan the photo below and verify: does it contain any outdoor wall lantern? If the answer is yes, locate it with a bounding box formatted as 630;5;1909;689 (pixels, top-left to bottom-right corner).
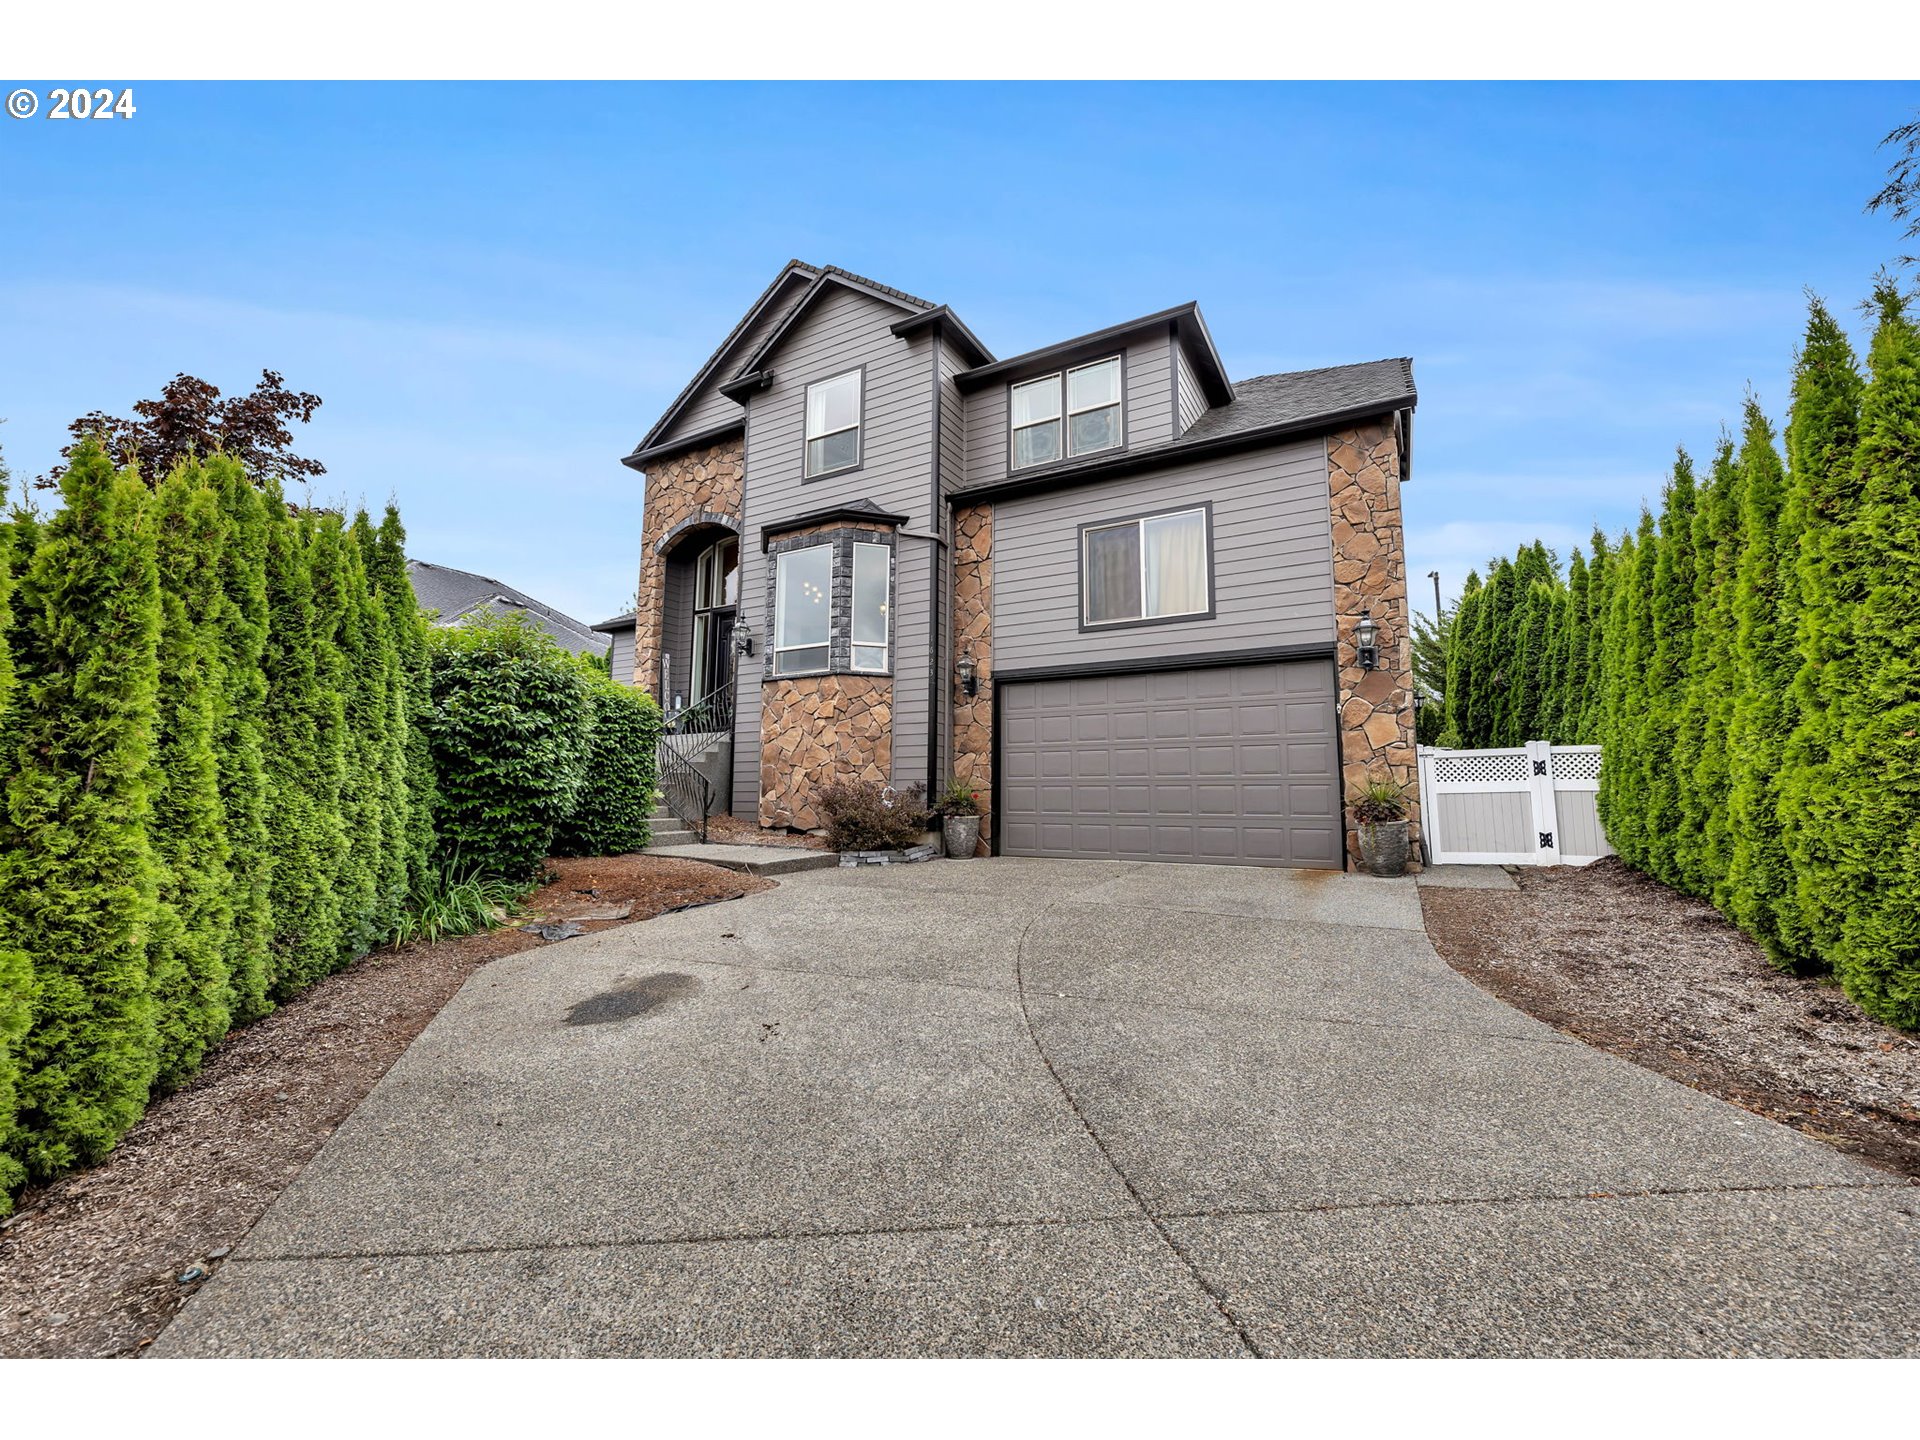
732;620;755;657
1355;610;1381;671
957;654;979;698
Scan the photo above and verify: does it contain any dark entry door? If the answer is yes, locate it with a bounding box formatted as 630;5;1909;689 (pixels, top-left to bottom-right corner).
704;610;736;697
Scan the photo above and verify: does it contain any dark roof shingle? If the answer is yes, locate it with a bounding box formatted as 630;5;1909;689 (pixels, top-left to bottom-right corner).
407;560;609;658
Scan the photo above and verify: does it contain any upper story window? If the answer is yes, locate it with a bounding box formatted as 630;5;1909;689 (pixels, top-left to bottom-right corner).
850;542;890;672
805;369;863;478
773;543;833;673
1010;356;1122;471
1081;506;1210;628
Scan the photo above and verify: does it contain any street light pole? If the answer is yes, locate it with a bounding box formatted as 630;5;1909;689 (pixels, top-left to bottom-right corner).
1428;570;1442;622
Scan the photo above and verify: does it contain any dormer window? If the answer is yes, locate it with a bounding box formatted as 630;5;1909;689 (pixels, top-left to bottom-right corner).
805;369;863;478
1010;356;1122;471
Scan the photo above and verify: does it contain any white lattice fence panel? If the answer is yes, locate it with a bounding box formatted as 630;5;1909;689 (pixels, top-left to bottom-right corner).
1419;742;1612;867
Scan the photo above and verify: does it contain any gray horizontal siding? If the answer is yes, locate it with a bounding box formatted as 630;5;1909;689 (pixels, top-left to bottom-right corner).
608;627;636;689
960;334;1178;491
1176;343;1206;433
990;436;1336;672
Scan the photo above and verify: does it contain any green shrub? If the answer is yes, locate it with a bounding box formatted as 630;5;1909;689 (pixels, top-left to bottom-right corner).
422;610;592;880
553;673;663;857
0;463;29;1210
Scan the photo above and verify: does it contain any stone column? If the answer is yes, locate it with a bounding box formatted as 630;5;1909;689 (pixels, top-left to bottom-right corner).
1327;418;1421;868
632;437;745;698
951;502;994;854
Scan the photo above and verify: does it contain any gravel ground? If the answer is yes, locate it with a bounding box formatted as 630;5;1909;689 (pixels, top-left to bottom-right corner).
1421;857;1920;1181
0;854;771;1359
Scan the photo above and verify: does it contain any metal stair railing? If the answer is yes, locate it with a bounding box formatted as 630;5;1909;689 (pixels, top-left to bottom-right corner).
666;675;735;738
655;738;713;844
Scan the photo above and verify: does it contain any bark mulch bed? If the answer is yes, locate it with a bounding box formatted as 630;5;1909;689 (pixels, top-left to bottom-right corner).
0;854;772;1360
1421;857;1920;1182
702;812;830;850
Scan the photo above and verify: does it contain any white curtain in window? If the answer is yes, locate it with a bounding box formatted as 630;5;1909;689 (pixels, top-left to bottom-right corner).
1142;511;1207;617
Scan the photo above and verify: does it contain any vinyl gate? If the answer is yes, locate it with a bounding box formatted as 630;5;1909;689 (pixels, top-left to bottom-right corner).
1416;742;1613;867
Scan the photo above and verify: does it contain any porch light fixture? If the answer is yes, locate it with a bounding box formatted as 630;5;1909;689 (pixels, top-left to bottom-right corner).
1355;610;1381;671
957;654;979;698
732;620;755;657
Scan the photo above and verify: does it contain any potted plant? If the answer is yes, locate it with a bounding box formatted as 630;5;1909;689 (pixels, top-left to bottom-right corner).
938;780;983;860
1351;775;1411;877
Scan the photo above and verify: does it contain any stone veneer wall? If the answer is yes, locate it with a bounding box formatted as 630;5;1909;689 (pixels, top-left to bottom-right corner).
1327;418;1421;867
632;437;745;697
950;503;993;855
758;676;893;830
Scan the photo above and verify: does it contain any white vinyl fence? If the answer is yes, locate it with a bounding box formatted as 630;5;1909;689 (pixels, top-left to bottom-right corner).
1416;742;1614;867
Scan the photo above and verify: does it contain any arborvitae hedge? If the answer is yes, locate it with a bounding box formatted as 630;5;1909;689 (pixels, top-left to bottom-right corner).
553;673;664;859
1438;288;1920;1028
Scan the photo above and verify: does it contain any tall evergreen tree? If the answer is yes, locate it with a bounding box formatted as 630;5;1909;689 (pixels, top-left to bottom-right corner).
1830;283;1920;1027
295;515;354;981
1598;514;1656;867
1439;570;1481;747
353;511;412;934
1641;451;1699;887
145;461;235;1088
1683;436;1747;897
209;458;274;1023
0;459;30;1210
1578;529;1613;742
1722;399;1794;952
1464;557;1513;747
0;438;162;1181
1777;297;1866;965
373;506;436;897
261;491;334;996
1559;548;1591;742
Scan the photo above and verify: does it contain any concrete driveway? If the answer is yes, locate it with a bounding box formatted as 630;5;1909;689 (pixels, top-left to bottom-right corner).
157;859;1919;1357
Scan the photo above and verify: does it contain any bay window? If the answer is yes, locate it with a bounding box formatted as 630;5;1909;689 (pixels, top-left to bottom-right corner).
851;542;890;671
773;543;832;673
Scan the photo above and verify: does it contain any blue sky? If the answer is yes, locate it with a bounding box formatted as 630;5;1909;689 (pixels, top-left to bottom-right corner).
1;81;1912;622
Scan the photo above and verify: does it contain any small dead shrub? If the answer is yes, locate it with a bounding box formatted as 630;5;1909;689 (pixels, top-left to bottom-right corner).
816;781;929;852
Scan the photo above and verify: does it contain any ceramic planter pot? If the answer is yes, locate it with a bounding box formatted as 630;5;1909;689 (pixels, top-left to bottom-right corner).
1357;819;1410;877
943;814;981;860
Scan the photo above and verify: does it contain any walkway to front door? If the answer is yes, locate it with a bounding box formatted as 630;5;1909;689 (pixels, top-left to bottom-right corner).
158;860;1919;1357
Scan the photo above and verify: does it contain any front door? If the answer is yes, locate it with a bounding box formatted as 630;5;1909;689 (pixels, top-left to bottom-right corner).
704;608;736;698
689;535;741;704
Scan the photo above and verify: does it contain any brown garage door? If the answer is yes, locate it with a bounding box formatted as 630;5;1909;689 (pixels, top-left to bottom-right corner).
997;660;1342;868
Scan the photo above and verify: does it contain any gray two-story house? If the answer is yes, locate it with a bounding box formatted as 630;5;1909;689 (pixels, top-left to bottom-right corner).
621;260;1419;869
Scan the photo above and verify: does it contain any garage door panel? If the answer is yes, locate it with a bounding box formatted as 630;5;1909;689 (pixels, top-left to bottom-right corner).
999;659;1343;869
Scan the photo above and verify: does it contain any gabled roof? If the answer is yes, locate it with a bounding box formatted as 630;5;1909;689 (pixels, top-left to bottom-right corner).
626;261;944;469
407;559;610;658
949;356;1416;503
723;266;936;390
953;301;1234;407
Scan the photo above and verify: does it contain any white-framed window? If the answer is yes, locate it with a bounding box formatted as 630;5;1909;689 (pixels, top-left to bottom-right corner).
850;542;891;672
1081;506;1210;627
1010;356;1122;471
773;543;833;673
805;369;863;477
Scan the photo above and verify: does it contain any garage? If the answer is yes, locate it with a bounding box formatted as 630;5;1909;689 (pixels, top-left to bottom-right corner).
995;658;1344;869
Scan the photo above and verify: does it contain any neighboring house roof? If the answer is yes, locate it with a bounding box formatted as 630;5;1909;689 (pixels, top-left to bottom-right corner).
949;356;1417;503
407;559;610;658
